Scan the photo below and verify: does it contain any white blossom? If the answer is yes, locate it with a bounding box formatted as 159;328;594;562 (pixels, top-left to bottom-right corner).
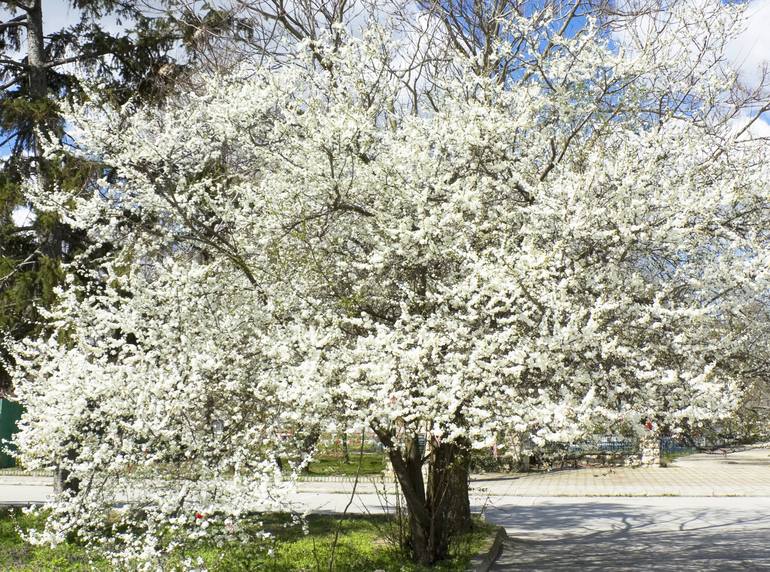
12;3;770;566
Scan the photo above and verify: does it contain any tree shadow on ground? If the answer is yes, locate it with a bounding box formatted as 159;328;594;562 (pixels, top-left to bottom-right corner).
676;455;770;468
486;501;770;571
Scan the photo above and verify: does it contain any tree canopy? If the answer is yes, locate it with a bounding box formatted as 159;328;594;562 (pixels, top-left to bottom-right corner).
8;0;770;566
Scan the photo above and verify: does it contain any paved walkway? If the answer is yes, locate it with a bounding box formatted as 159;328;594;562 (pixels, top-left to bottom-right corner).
2;449;770;569
2;447;769;504
488;496;770;571
481;449;770;570
292;447;770;497
472;446;770;497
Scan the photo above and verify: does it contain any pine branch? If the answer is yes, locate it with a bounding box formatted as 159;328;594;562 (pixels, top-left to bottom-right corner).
44;51;110;68
0;76;19;90
0;14;26;31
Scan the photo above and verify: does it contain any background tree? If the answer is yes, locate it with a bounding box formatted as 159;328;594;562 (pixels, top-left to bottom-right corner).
0;0;259;393
0;0;190;394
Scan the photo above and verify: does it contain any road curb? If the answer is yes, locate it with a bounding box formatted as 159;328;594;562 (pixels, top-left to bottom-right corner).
297;474;394;483
467;526;508;572
0;501;45;509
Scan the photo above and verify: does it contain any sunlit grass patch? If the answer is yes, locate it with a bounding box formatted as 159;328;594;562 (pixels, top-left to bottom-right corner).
0;508;493;571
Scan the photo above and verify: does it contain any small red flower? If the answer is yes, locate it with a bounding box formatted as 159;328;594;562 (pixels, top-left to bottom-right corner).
195;512;204;520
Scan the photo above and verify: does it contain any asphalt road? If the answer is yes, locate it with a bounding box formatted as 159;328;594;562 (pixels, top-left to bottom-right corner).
487;496;770;571
267;493;770;570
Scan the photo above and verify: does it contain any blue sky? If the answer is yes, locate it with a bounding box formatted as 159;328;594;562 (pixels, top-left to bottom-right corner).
2;0;770;222
0;0;123;35
3;0;769;69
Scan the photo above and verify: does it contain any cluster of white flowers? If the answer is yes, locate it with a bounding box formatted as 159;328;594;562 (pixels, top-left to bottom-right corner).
11;0;770;566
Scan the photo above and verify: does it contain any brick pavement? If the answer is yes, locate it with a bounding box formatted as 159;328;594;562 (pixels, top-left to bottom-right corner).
471;446;770;497
290;447;770;497
2;447;769;503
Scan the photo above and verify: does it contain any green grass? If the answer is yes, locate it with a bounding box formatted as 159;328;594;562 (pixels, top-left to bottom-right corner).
304;453;385;476
0;508;109;571
193;513;492;571
0;509;492;571
661;449;698;466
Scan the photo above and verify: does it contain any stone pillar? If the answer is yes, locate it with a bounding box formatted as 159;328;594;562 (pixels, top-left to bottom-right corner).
508;433;530;472
639;430;661;467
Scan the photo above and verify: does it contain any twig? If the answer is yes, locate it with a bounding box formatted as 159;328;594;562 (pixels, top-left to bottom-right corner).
327;428;366;571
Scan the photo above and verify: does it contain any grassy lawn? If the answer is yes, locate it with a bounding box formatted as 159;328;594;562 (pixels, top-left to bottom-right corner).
0;508;105;571
661;448;698;466
0;509;492;571
305;453;386;476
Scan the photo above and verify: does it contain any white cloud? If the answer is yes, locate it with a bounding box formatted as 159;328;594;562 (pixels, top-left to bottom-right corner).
40;0;81;33
751;117;770;138
12;205;35;228
726;0;770;88
735;111;770;139
612;0;770;90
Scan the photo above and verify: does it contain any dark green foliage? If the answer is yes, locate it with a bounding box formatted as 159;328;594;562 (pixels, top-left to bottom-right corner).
0;0;192;393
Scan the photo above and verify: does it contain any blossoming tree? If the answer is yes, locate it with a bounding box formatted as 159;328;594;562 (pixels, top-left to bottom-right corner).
10;0;770;566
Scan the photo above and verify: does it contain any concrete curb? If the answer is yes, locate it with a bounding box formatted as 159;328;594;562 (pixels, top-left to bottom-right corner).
467;526;508;572
0;470;52;477
296;474;394;483
0;502;44;509
0;471;393;483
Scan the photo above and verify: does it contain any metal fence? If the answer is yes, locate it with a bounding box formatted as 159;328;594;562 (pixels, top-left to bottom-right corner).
660;436;696;454
566;436;637;455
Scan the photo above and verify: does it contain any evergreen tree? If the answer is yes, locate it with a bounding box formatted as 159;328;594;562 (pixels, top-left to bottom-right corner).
0;0;183;392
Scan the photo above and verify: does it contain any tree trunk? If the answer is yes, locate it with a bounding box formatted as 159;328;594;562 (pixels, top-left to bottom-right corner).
25;0;47;101
53;446;80;496
427;440;472;540
24;0;68;261
301;426;320;454
35;0;73;485
374;428;472;565
341;431;350;464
